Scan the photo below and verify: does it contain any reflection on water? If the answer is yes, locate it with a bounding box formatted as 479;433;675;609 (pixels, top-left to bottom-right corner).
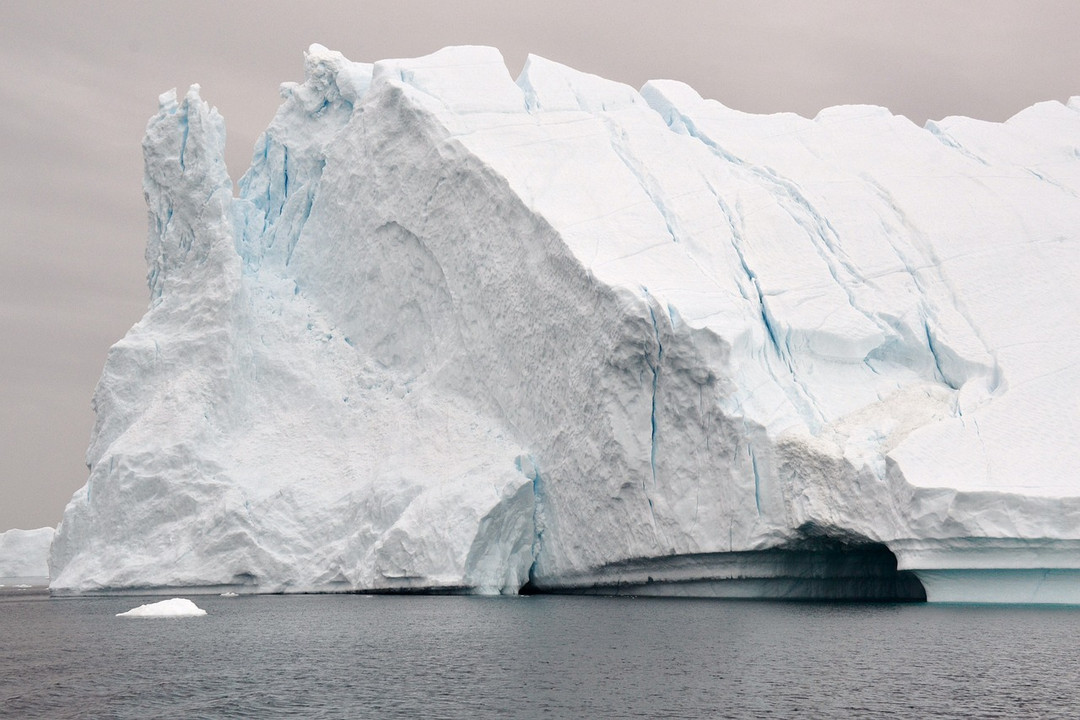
2;594;1079;718
0;579;48;602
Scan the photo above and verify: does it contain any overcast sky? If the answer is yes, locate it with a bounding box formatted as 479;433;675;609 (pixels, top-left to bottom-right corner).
2;0;1078;531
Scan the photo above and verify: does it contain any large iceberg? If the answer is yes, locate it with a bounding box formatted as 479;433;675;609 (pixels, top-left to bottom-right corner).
50;45;1080;603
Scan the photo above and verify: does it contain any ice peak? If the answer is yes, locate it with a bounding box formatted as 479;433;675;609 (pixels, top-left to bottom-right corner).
368;45;524;114
518;54;643;114
142;77;236;301
157;88;178;113
276;43;371;111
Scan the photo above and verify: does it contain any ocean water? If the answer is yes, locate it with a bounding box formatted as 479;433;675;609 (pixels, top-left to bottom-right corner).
2;593;1079;718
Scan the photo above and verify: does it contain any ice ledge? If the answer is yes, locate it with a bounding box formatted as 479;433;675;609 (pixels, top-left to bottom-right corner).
527;543;926;601
369;45;525;115
915;570;1080;604
892;539;1080;603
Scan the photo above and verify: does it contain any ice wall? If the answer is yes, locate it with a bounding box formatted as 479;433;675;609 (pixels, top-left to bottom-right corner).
50;46;1080;602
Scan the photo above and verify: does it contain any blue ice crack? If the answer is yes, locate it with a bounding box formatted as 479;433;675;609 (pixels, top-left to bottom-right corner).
709;188;824;428
281;145;290;215
749;446;762;515
600;116;680;244
924;320;958;390
178;111;189;172
646;301;664;488
515;455;546;588
640;290;665;541
657;103;893;341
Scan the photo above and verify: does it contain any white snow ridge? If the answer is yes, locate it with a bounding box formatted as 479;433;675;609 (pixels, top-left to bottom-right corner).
49;45;1080;603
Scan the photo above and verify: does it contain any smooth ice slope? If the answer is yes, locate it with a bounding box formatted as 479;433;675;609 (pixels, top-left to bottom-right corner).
51;45;1080;603
0;527;54;579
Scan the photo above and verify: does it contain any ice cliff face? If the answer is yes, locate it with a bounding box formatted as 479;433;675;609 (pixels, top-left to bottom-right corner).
51;45;1080;602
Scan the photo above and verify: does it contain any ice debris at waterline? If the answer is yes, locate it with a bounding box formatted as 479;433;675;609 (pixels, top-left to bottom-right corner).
116;598;207;618
48;44;1080;603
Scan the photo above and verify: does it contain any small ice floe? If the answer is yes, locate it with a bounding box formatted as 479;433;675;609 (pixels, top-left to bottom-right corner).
116;598;207;618
219;591;239;597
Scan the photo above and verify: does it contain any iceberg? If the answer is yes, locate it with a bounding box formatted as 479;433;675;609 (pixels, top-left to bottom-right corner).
0;527;54;580
50;45;1080;603
116;598;207;618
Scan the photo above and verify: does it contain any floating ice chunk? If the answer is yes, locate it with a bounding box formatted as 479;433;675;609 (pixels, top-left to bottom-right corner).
116;598;207;618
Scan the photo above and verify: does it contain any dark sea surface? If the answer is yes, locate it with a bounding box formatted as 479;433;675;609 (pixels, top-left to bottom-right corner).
2;593;1079;719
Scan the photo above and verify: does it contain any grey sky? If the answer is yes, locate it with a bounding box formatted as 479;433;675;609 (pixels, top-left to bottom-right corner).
1;0;1078;531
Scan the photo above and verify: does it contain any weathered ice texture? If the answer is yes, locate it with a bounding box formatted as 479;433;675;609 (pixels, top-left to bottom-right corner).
51;46;1080;602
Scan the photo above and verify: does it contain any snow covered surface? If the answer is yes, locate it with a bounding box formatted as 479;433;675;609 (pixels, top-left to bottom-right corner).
0;527;54;579
49;45;1080;603
116;598;207;618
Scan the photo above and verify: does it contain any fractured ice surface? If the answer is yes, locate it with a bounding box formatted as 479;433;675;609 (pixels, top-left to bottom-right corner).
50;45;1080;603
